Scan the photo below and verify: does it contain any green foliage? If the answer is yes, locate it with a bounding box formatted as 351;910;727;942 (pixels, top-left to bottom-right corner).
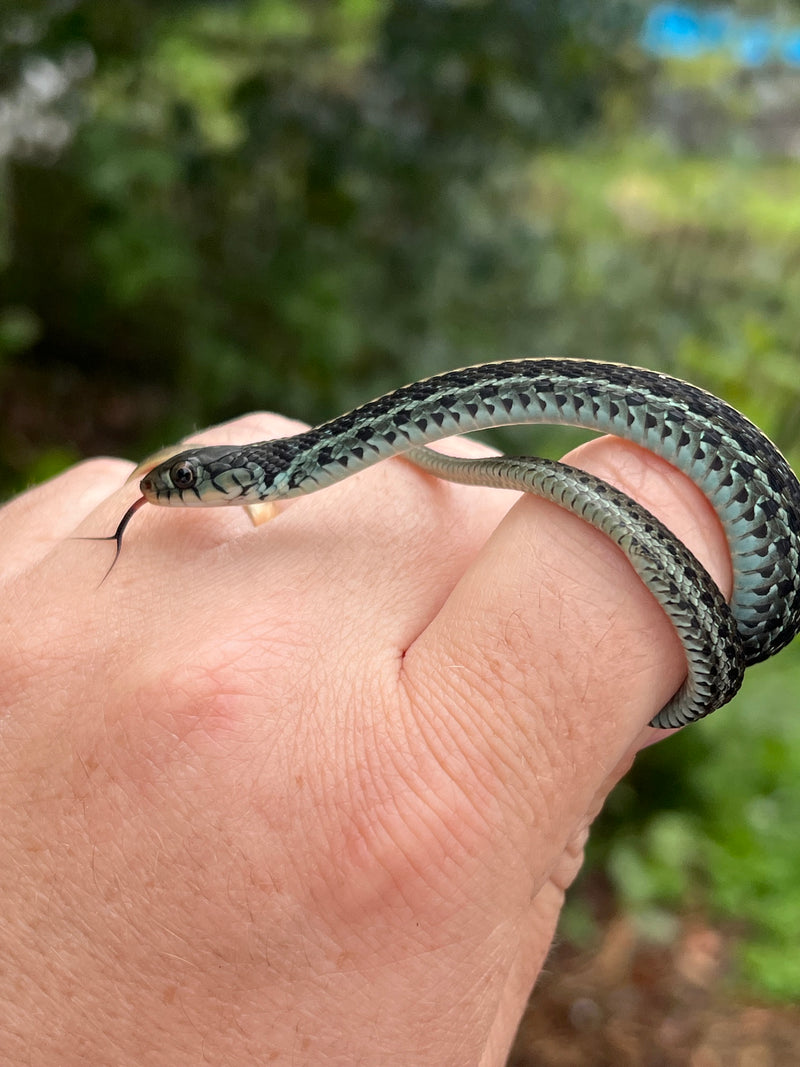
694;650;800;998
0;305;40;355
589;646;800;999
519;142;800;462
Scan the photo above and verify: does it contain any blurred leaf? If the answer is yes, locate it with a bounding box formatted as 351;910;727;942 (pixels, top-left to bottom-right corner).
25;445;80;485
0;305;40;355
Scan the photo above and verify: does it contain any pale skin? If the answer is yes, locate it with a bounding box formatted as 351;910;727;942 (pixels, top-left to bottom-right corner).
0;413;731;1067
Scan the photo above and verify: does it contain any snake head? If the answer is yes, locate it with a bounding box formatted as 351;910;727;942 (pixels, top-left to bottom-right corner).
140;446;263;506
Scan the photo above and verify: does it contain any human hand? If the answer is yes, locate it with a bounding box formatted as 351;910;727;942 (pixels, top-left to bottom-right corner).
0;414;731;1066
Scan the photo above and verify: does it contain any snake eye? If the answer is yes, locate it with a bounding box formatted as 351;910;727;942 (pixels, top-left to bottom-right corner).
170;460;196;490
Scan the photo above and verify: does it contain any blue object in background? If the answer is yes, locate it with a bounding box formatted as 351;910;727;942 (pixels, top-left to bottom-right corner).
781;29;800;66
642;3;800;68
642;4;735;58
641;5;705;57
735;21;773;67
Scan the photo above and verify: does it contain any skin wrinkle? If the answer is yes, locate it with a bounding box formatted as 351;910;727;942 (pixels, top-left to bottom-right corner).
426;653;550;836
350;788;464;921
402;650;532;805
398;658;561;909
311;712;485;927
522;506;670;732
556;578;664;728
404;589;568;860
392;488;580;883
501;506;653;733
398;683;502;851
312;660;537;953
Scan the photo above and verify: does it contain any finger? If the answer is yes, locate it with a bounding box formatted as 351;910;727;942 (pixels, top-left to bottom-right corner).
401;435;733;889
0;458;133;580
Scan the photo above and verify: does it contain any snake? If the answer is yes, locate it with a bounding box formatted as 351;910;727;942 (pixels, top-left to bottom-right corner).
99;359;800;730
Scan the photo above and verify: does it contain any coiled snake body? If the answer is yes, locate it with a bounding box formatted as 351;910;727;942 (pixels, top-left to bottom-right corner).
105;360;800;729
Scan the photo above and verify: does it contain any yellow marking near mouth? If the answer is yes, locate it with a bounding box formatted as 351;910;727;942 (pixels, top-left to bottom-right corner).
245;501;281;526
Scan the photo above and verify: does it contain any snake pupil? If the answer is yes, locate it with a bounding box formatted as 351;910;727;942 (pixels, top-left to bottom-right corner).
171;461;196;489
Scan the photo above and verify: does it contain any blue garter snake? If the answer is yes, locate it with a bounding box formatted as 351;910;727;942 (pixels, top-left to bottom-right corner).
98;360;800;729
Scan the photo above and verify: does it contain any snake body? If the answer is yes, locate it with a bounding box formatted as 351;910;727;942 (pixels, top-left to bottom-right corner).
123;359;800;728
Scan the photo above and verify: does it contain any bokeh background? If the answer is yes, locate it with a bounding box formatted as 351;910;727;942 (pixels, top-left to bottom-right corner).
3;1;800;1062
